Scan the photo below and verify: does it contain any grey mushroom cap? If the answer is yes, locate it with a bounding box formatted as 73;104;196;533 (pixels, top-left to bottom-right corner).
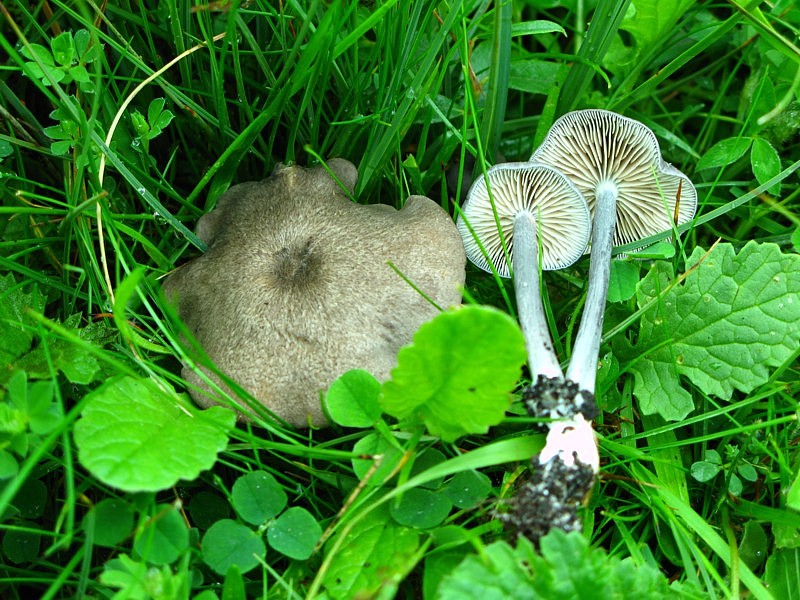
456;162;591;277
531;109;697;247
163;159;466;428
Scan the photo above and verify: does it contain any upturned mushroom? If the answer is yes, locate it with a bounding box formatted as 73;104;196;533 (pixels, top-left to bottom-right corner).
456;162;591;379
163;159;466;427
531;109;697;395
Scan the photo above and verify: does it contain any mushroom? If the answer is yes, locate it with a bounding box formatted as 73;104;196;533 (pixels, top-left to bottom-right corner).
530;109;697;395
163;159;466;427
500;110;697;543
456;162;591;379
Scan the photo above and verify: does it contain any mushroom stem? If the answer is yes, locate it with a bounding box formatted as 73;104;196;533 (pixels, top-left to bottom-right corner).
565;183;618;394
513;210;563;380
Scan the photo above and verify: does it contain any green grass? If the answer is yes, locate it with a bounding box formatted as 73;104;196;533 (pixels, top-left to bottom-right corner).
1;0;800;598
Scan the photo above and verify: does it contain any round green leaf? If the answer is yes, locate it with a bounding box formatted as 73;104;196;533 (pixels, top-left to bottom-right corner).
201;519;265;576
133;504;189;565
442;470;492;509
83;499;135;548
379;306;526;442
267;507;322;560
73;375;235;492
2;524;41;564
231;470;287;525
325;369;382;427
607;261;640;303
390;488;452;529
0;450;19;480
351;433;404;485
410;448;447;490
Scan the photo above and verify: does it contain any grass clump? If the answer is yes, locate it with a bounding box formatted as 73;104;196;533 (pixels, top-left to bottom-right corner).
1;0;799;598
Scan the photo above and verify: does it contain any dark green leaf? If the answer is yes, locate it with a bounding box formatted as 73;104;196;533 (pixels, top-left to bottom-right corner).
696;137;752;171
133;504;189;565
201;519;266;576
84;499;136;548
2;525;41;564
231;470;287;525
442;470;492;509
751;137;781;195
267;507;322;560
390;488;452;529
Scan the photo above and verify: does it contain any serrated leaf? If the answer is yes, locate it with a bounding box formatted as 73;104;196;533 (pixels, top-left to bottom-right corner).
696;137;752;171
201;519;265;576
231;470;287;525
605;0;696;73
751;137;781;195
379;306;526;442
322;504;420;599
0;274;46;367
325;369;381;427
74;375;235;492
438;530;679;599
624;242;800;421
267;506;322;560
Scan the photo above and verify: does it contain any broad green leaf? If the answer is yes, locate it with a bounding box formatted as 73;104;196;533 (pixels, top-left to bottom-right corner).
0;450;19;479
751;137;782;195
325;369;381;427
696;137;752;171
508;60;561;95
379;306;526;442
133;504;189;565
74;375;235;492
788;466;800;512
202;519;265;576
101;554;189;597
739;521;769;571
623;242;800;420
322;504;420;599
390;488;452;529
231;470;287;525
83;499;136;548
267;506;322;560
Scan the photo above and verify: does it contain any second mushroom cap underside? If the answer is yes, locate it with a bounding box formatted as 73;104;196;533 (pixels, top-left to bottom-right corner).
456;162;591;277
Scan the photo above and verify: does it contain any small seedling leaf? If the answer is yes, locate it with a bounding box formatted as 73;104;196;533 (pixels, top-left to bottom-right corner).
351;432;404;485
623;242;800;421
267;506;322;560
750;137;781;195
379;305;526;441
325;369;381;427
202;519;266;575
697;136;753;171
231;470;287;525
74;375;235;492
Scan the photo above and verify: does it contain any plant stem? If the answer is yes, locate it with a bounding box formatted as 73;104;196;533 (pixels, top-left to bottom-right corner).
566;183;618;393
513;211;563;379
